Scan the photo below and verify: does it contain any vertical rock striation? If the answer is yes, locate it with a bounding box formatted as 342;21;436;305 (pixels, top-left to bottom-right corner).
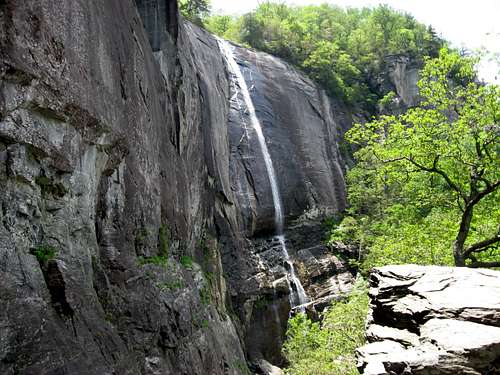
0;0;246;373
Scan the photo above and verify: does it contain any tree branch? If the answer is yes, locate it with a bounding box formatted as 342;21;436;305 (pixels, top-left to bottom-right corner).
464;234;500;258
468;261;500;268
404;156;466;200
474;133;483;160
468;179;500;207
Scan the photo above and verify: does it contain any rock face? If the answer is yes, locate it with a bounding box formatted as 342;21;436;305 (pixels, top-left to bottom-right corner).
227;44;349;233
0;0;353;373
0;0;249;373
357;265;500;375
370;55;421;115
219;41;353;366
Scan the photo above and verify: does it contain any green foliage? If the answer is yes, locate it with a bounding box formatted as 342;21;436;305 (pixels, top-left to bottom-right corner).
32;245;57;263
205;14;243;43
180;0;210;25
338;48;500;269
377;91;396;112
156;280;185;291
136;224;170;267
197;270;215;306
180;255;193;268
199;284;212;305
283;278;369;375
159;224;170;258
204;270;214;283
198;234;217;265
206;3;443;107
138;255;168;266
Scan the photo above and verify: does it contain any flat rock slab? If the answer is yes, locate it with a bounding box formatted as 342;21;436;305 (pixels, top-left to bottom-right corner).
357;265;500;374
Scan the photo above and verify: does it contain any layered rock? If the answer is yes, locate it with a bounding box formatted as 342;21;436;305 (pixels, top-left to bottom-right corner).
357;265;500;375
370;55;421;113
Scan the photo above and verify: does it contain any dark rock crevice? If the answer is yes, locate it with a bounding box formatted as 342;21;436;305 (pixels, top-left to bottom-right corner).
39;259;74;319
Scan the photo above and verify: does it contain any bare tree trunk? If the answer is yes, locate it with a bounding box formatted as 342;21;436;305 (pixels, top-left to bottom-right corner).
453;241;465;267
453;203;474;267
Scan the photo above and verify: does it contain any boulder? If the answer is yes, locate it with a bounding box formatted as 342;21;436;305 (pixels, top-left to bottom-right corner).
357;265;500;375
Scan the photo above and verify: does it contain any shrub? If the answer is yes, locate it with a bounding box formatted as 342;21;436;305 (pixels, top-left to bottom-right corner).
138;255;168;266
32;245;57;263
180;255;193;268
199;284;212;306
156;280;184;291
283;278;368;375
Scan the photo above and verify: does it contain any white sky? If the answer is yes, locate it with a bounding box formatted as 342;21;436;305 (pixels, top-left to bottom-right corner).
210;0;500;83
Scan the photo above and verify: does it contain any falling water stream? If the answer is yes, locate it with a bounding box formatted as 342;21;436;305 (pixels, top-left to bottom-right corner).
218;39;309;309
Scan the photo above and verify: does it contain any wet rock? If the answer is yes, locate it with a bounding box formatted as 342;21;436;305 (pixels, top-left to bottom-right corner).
358;265;500;375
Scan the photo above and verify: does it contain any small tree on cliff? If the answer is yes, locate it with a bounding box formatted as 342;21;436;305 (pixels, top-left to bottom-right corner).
346;48;499;268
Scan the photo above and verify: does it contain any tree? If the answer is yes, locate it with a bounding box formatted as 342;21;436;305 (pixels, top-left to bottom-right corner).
346;49;500;268
179;0;210;25
206;4;444;107
205;14;232;35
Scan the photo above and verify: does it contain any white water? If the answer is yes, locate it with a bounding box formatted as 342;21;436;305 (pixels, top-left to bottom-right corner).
277;235;309;307
218;39;309;309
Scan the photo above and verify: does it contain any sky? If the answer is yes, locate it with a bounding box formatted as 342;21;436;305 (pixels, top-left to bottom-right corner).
210;0;500;83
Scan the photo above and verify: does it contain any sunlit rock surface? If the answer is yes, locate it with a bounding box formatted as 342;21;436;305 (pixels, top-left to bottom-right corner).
358;265;500;375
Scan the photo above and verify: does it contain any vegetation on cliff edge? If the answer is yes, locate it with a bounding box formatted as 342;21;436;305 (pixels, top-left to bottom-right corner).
206;2;443;107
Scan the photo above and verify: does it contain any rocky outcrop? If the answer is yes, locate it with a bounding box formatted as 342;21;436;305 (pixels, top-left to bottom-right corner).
240;222;356;365
385;55;420;108
357;265;500;375
370;55;420;114
0;0;353;373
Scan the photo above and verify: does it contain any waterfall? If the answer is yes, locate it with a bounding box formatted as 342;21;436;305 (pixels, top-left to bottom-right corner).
218;39;309;309
277;235;309;307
